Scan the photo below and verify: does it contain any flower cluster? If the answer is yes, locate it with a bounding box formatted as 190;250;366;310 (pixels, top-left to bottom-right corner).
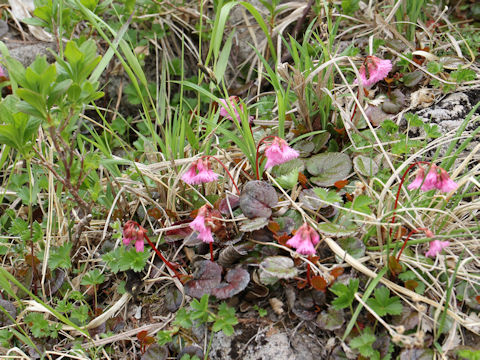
264;137;299;169
286;222;320;256
407;164;458;193
182;158;219;185
122;220;146;252
189;205;215;244
218;96;254;124
355;56;392;88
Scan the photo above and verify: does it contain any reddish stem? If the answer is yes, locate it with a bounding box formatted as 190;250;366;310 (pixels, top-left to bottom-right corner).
209;242;214;262
144;234;182;278
203;155;240;194
255;135;277;180
389;161;430;237
306;255;312;285
396;229;418;261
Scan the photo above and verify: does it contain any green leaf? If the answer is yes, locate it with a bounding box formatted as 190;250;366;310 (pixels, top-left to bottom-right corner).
330;278;359;310
212;302;238;336
427;61;442;75
404;113;424;127
347;195;373;215
25;313;50;337
80;269;105;286
190;294;212;324
71;305;89;324
119;248;150;272
313;188;342;204
366;287;403;316
173;308;193;329
48;243;72;270
156;329;175;346
350;330;378;358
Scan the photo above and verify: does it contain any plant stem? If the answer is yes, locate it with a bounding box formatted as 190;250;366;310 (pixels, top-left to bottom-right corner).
143;234;182;279
390;161;429;236
209;242;214;262
204;156;240;194
255;135;277;180
396;229;418;261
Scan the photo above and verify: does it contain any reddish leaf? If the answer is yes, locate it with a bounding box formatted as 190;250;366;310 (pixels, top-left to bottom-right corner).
275;234;290;246
268;221;280;234
311;276;328;292
405;280;419;292
298;172;308;188
217;195;240;215
211;268;250;300
137;330;149;341
297;279;308;289
147;207;162;219
476;295;480;305
345;193;353;201
329;267;344;280
165;220;193;242
184;261;223;298
24;254;40;267
334;180;348;190
143;336;155;346
388;255;403;276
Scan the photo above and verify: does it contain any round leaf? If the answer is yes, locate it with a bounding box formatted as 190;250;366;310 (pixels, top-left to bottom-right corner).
259;256;298;279
184;260;222;298
211;268;250;299
239;181;278;219
239;217;269;232
353;155;379;177
306;152;352;186
316;222;357;237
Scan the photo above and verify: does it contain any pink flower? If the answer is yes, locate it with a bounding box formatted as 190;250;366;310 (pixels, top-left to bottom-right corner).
264;137;299;169
218;96;254;124
425;240;449;258
189;205;214;244
355;56;392;88
286;222;320;256
122;220;146;252
437;168;458;192
182;158;219;185
407;164;458;193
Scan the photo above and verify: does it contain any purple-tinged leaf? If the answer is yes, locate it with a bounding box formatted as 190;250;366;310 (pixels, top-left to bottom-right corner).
239;181;278;219
211;268;250;300
184;260;222;298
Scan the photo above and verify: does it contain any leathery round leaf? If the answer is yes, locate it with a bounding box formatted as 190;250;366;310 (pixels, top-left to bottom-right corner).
353;155;379;177
184;260;222;298
211;268;250;299
259;256;298;279
239;181;278;219
306;152;352;187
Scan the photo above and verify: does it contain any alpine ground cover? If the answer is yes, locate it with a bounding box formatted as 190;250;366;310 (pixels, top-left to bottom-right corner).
0;0;479;359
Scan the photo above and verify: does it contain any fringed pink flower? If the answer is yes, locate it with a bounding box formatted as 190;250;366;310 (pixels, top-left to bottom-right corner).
407;164;458;193
355;56;392;88
182;158;219;185
425;240;450;258
437;168;458;192
264;137;299;169
123;220;146;252
189;205;214;244
286;223;320;256
218;96;254;124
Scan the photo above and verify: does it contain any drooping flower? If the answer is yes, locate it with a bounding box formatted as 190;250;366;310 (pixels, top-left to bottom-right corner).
425;240;450;258
286;222;320;256
355;56;392;88
437;168;458;193
182;158;219;185
189;205;214;244
407;164;458;193
218;96;254;124
264;137;299;169
123;220;146;252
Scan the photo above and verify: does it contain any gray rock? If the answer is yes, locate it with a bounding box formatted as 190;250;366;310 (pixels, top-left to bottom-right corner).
209;327;323;360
